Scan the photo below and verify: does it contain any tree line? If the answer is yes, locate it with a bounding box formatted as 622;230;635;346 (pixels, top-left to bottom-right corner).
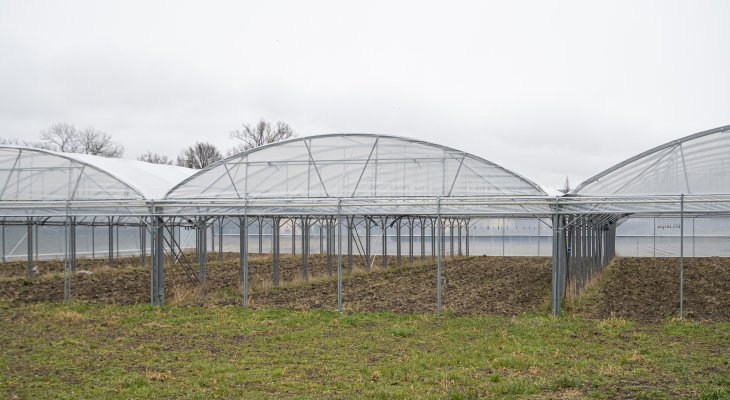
0;119;296;169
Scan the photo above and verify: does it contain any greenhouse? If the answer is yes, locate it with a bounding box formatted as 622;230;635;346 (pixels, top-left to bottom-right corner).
1;127;728;317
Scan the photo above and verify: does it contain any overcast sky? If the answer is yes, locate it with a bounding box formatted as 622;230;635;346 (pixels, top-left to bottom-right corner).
1;0;728;189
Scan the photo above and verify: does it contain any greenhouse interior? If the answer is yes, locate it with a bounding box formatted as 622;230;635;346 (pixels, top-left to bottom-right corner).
1;126;728;318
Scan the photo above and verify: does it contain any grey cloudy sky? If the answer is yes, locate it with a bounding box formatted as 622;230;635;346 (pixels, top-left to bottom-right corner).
1;0;728;189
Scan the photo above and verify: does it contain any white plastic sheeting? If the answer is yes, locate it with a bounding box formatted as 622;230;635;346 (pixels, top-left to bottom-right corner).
166;134;548;200
573;126;730;196
0;146;195;201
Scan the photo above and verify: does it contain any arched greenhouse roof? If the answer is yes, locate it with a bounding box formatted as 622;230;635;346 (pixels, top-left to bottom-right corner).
165;134;549;200
0;146;195;201
572;125;730;196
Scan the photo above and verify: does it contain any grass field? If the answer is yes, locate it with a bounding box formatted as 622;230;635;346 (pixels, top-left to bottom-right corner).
1;302;728;399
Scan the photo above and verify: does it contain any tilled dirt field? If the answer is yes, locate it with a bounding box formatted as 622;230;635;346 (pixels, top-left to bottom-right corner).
577;257;730;322
3;255;728;320
0;255;553;316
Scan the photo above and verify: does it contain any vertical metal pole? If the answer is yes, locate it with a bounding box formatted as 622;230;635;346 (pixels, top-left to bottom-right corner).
396;218;402;265
365;218;371;270
291;217;297;255
302;217;309;280
457;220;462;256
326;217;333;276
241;214;249;308
115;224;119;259
551;211;561;316
71;219;77;272
465;219;470;257
108;217;113;268
219;217;224;261
431;219;436;262
258;217;263;255
346;217;355;275
382;218;387;268
91;224;95;259
437;199;442;316
64;214;70;302
347;217;353;274
420;218;426;259
319;220;324;254
155;213;165;306
273;217;280;287
537;219;541;257
26;219;32;277
449;219;454;257
408;218;414;263
337;202;343;312
680;194;684;320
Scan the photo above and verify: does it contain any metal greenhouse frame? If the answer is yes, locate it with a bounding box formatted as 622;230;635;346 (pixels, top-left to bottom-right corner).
1;126;728;318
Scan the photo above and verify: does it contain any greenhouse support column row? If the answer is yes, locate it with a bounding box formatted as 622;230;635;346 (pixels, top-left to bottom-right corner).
197;219;208;297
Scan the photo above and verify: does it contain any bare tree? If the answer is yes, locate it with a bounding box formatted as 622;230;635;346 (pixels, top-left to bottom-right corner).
229;119;296;154
176;142;222;169
137;151;173;165
39;123;124;157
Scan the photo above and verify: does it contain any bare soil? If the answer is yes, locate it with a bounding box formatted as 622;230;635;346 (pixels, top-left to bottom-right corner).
576;257;730;322
0;254;552;316
2;255;728;321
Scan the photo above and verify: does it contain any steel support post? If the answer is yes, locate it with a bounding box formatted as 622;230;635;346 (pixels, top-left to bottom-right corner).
108;217;114;268
1;223;5;263
71;219;77;272
337;204;343;312
240;215;249;308
346;217;353;274
64;216;71;302
150;211;165;307
302;217;309;280
408;218;414;263
382;218;387;268
326;217;333;276
365;218;371;270
319;221;324;254
551;212;565;316
218;217;224;261
465;219;470;257
458;220;462;256
273;216;280;287
449;219;454;257
197;220;207;297
680;194;685;320
396;218;402;265
437;199;442;316
26;219;32;277
258;217;263;254
291;217;296;256
140;224;147;268
431;219;436;262
420;218;426;259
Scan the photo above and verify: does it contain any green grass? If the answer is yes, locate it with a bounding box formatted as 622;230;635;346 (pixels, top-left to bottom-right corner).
0;302;728;399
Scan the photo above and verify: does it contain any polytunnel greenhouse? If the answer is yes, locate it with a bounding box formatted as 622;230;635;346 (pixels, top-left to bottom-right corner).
1;127;728;318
